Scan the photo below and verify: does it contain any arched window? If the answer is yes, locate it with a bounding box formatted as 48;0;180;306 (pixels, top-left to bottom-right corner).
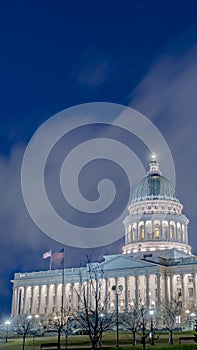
162;221;168;240
138;221;145;240
146;221;152;240
132;223;137;241
170;221;176;240
177;222;181;241
154;221;160;239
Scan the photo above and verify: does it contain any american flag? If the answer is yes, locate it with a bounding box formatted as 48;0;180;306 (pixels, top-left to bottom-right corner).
42;250;52;259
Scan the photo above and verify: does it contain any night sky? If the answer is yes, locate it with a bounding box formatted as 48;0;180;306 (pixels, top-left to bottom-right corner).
1;0;197;316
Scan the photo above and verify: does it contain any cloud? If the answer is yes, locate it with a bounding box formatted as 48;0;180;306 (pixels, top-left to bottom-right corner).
70;49;114;87
0;145;50;273
130;45;197;252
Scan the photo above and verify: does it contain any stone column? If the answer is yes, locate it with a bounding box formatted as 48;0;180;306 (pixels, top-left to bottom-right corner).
146;275;150;308
46;285;50;314
96;278;98;299
26;286;32;313
164;274;168;304
23;286;27;313
144;221;147;240
62;283;66;312
86;280;89;308
156;273;161;305
192;273;197;301
169;275;173;302
135;275;138;305
137;224;139;241
71;283;74;309
124;276;128;312
104;278;108;310
11;287;18;315
37;285;42;314
31;286;35;314
181;274;185;303
54;284;58;311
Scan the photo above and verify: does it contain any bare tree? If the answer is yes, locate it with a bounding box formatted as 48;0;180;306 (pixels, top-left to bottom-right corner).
159;298;181;344
13;314;36;350
72;259;114;349
121;305;156;349
120;305;142;346
138;306;153;350
49;309;71;350
51;310;64;350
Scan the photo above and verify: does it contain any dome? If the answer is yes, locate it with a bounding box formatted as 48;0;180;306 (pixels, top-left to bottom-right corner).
131;157;179;203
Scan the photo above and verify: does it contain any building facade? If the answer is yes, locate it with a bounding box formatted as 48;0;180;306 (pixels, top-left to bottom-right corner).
11;157;197;325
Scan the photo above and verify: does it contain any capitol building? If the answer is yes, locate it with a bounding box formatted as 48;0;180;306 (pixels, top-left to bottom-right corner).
11;157;197;325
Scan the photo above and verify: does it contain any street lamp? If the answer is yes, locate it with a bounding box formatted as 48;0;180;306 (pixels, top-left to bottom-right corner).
4;320;11;342
111;284;123;347
149;310;154;346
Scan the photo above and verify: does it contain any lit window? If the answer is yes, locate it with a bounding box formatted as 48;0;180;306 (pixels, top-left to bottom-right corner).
154;221;160;239
139;222;145;240
175;315;181;324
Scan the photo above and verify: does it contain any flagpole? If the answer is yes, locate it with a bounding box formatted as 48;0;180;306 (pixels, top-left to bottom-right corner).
61;248;65;327
49;250;52;271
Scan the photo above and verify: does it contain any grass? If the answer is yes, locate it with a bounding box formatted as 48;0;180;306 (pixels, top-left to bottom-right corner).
0;331;197;349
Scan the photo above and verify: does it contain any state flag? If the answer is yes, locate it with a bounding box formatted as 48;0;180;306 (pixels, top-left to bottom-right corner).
52;248;64;268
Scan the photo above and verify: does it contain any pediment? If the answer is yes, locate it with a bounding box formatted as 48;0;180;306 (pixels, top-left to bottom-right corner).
99;254;156;271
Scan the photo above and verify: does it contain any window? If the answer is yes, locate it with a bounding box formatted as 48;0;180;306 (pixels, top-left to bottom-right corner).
182;224;186;241
175;315;181;324
162;221;168;240
139;222;145;240
188;288;194;297
146;221;152;240
177;222;182;241
188;275;193;283
132;223;137;241
170;221;176;240
154;221;160;239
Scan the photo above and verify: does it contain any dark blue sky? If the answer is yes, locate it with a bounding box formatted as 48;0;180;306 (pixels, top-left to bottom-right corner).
1;0;197;315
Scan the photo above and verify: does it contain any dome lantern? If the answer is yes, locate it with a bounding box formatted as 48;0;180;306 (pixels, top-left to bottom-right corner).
148;154;160;175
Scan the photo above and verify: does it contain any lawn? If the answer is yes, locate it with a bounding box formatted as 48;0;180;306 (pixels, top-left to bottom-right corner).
0;332;197;349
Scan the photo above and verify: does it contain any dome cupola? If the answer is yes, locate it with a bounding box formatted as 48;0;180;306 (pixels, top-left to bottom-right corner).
122;155;191;255
131;156;179;204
